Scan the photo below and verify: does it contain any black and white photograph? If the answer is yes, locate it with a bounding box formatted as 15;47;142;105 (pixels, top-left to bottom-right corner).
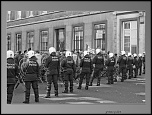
2;1;151;114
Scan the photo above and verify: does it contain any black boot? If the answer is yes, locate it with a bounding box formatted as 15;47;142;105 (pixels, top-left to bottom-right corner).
7;100;11;104
111;80;114;84
70;87;73;93
85;86;88;90
62;90;68;93
44;95;51;98
70;90;73;93
35;98;39;102
44;92;51;98
77;85;81;89
121;78;124;82
54;90;58;97
107;80;111;84
23;99;29;104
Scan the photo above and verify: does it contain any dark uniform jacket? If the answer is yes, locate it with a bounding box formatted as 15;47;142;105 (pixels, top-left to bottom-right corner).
80;54;93;74
105;57;116;69
138;57;143;67
117;55;127;67
143;55;145;63
23;56;40;81
61;56;76;73
127;56;134;66
14;54;23;66
93;53;104;70
133;57;138;68
7;58;19;84
45;53;60;75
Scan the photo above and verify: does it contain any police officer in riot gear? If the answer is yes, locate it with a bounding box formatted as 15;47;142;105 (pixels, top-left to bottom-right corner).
117;51;127;82
89;48;104;86
77;51;93;90
14;51;23;66
44;47;60;98
133;53;138;78
126;52;134;79
7;50;19;104
22;50;40;104
138;53;143;76
105;53;115;84
142;52;145;74
61;51;76;93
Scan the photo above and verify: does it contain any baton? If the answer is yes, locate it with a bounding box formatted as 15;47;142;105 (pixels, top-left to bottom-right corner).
14;79;20;89
39;77;44;83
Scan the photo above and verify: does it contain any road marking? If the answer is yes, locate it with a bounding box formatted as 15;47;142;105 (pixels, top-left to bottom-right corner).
67;102;95;104
96;100;116;103
78;97;101;100
35;94;116;104
125;79;137;81
43;97;79;101
135;92;145;96
136;78;146;81
137;80;145;82
135;83;145;85
40;96;102;101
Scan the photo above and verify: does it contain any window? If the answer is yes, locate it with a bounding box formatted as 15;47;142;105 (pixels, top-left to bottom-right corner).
33;11;39;16
40;30;48;53
21;11;26;18
16;11;21;19
123;21;137;54
56;28;65;51
39;11;47;15
16;33;22;52
7;34;11;50
29;11;33;17
94;23;106;50
27;31;34;50
73;26;84;52
7;11;11;21
26;11;34;17
41;11;47;14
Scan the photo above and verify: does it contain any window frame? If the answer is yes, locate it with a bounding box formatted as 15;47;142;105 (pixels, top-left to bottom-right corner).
122;19;138;54
16;11;21;20
29;11;33;17
120;17;139;54
15;32;22;52
53;25;66;52
39;28;49;53
72;23;84;52
7;11;11;21
7;33;11;50
92;20;107;52
26;30;35;50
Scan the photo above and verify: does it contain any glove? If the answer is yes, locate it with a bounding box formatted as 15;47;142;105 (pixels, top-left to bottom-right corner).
93;64;95;68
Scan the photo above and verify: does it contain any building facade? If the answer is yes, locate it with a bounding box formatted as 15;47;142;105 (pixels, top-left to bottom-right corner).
6;11;145;55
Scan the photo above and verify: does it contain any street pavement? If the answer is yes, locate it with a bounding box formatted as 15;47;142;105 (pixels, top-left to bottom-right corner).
12;74;145;104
